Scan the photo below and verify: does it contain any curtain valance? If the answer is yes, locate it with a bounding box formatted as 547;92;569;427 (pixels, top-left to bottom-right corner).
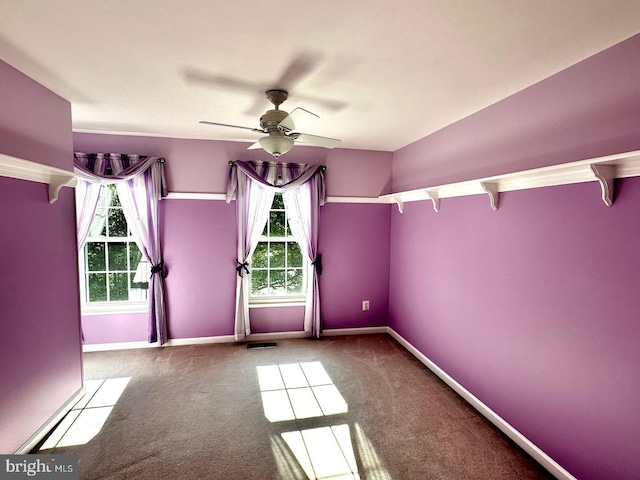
74;153;167;195
226;160;325;204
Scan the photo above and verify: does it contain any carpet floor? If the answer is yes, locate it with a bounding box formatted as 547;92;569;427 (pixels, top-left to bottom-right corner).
38;334;554;480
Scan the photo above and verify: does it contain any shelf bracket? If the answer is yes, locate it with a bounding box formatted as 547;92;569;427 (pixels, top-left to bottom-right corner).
480;181;499;211
590;163;615;206
49;175;76;204
393;196;404;214
425;189;439;212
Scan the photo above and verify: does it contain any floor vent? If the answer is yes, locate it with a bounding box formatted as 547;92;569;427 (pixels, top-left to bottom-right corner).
247;342;277;349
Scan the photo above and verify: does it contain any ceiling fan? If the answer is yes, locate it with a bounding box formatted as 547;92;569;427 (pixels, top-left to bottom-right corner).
200;89;341;158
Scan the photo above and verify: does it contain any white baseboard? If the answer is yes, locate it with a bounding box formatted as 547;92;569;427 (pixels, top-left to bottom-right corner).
82;327;390;351
386;327;576;480
165;335;236;346
83;340;158;352
322;326;388;336
246;331;309;341
16;387;86;454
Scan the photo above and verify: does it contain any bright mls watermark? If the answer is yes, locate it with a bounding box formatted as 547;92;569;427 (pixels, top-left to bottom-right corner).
0;455;78;479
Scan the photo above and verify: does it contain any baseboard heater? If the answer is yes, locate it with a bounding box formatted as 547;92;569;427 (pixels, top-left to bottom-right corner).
247;342;277;349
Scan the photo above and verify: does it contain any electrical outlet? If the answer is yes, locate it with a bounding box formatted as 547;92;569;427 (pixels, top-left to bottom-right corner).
362;300;370;311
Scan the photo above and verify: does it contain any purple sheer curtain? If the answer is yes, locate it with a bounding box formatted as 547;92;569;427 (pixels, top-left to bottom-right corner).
232;176;276;340
75;179;104;251
73;153;169;344
226;160;326;340
283;174;323;337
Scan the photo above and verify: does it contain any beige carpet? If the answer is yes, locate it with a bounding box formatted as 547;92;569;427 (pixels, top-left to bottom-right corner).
38;334;554;479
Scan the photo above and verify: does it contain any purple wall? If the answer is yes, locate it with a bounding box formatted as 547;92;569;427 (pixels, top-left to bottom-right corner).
392;33;640;192
82;198;391;341
0;60;73;171
73;133;393;197
250;306;306;334
247;203;392;333
388;34;640;480
162;199;237;339
81;313;148;344
0;179;82;453
82;198;238;344
389;179;640;479
0;177;82;453
0;60;81;454
319;203;390;329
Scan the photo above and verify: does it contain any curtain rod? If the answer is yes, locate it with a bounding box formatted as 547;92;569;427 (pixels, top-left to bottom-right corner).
228;160;326;171
157;157;166;163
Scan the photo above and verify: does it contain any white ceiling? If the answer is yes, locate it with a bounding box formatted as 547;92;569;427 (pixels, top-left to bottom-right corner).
1;1;639;152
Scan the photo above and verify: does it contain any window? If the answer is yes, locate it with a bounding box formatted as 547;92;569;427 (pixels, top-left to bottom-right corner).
79;184;149;312
250;193;307;302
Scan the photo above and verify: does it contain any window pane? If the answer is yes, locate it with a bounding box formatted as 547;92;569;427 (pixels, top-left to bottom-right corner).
109;273;128;301
287;269;303;294
87;243;106;271
130;273;149;300
108;184;121;206
287;242;302;266
108;243;128;271
129;242;143;267
89;208;107;237
270;270;286;295
251;270;269;296
108;208;128;237
131;258;150;285
253;243;268;268
272;193;284;209
270;211;286;237
88;273;107;302
270;242;285;268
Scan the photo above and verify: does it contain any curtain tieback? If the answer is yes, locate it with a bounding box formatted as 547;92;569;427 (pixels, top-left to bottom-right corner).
236;259;250;277
151;261;167;278
312;254;323;276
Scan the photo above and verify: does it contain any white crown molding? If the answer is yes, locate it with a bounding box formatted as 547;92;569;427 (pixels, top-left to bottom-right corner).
0;152;76;203
382;149;640;211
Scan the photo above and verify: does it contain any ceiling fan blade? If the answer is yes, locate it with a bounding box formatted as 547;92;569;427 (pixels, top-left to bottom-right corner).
279;108;319;131
247;141;262;150
275;52;322;90
199;121;263;133
185;70;262;92
294;133;341;149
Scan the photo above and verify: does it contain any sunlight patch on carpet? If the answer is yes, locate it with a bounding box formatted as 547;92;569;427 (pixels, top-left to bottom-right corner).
257;362;348;423
40;377;131;449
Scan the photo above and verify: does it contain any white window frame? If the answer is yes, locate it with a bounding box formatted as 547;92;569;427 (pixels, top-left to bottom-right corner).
249;193;310;307
79;185;149;315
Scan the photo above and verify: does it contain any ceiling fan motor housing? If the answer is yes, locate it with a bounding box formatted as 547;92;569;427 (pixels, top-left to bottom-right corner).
260;109;289;132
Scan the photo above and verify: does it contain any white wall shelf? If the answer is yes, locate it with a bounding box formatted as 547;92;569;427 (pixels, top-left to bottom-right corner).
0;152;76;203
380;150;640;212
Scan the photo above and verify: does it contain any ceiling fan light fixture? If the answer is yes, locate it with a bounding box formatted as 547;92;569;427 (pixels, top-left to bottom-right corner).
259;135;294;158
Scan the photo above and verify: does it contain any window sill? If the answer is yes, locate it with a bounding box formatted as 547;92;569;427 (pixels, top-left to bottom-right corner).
249;297;306;308
81;302;149;316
